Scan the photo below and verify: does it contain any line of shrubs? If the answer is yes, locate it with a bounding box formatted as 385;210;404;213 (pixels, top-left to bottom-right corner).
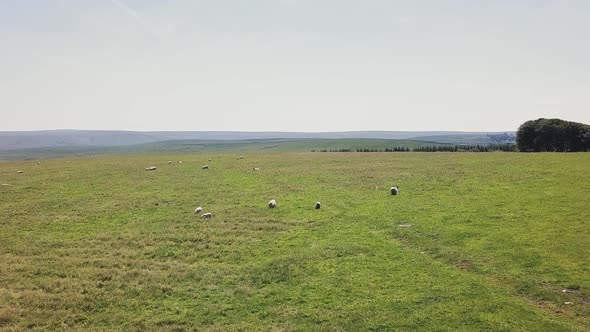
311;144;517;153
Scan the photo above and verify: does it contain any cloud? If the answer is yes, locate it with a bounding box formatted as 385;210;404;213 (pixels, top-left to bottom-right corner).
109;0;163;41
110;0;141;20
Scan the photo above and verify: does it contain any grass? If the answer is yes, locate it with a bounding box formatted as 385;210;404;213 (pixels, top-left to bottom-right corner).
0;152;588;330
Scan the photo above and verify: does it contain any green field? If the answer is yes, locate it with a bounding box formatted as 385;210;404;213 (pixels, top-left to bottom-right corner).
1;152;589;330
0;138;449;160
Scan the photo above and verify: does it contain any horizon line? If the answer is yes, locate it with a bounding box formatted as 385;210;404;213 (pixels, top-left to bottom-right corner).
0;129;516;133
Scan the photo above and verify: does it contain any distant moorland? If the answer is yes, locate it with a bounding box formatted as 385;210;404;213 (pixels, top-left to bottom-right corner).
0;131;516;160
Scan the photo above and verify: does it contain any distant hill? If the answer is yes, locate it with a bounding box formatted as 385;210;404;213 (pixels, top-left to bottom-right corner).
0;130;161;150
0;130;514;150
0;138;451;160
409;134;511;145
129;138;450;153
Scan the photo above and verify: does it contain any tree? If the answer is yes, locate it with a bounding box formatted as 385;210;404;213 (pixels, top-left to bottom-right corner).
517;118;590;152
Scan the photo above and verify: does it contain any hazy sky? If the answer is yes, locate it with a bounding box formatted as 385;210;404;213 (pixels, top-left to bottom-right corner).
1;0;589;132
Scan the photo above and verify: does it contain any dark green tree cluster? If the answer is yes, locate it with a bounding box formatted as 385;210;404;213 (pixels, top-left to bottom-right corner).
517;118;590;152
356;148;383;152
453;144;516;152
413;145;459;152
384;147;411;152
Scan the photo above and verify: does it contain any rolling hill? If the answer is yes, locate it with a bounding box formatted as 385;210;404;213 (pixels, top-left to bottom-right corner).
0;138;452;160
0;130;515;151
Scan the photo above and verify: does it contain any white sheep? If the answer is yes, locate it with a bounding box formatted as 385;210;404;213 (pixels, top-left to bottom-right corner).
194;207;203;214
201;212;212;218
145;166;157;171
315;202;321;209
178;161;183;164
17;170;24;174
202;165;209;169
237;155;244;160
268;199;276;208
168;161;173;164
253;167;261;171
390;186;399;195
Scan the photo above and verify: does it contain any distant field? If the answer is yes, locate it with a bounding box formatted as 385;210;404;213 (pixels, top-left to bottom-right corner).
0;138;451;160
1;152;588;330
0;130;511;150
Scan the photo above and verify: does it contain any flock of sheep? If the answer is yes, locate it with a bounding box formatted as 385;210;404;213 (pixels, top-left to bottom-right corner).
193;207;212;219
145;156;399;219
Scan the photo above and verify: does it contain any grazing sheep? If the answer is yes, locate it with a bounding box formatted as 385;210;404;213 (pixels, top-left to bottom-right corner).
145;166;157;171
315;202;321;209
202;165;209;169
168;161;173;164
201;212;212;218
268;199;277;208
194;207;203;214
237;155;244;160
208;159;212;162
390;186;399;195
178;161;183;164
253;167;261;171
17;170;24;174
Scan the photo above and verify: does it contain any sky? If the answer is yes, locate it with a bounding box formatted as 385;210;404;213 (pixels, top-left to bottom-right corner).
1;0;589;132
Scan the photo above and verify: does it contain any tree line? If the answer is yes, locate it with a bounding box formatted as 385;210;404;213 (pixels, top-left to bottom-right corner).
309;118;589;153
311;144;516;153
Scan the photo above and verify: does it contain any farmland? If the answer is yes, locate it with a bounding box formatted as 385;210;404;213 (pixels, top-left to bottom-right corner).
0;138;451;160
0;152;589;331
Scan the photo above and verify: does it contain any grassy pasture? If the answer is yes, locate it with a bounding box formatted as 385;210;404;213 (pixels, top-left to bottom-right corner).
0;138;449;160
0;152;589;331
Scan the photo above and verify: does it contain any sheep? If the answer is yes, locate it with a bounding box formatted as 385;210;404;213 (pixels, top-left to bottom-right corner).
253;167;261;171
168;161;173;164
315;202;321;209
194;207;203;214
202;165;209;169
237;155;244;160
178;161;183;164
390;186;399;195
201;212;213;218
145;166;157;171
17;170;24;174
268;199;277;208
